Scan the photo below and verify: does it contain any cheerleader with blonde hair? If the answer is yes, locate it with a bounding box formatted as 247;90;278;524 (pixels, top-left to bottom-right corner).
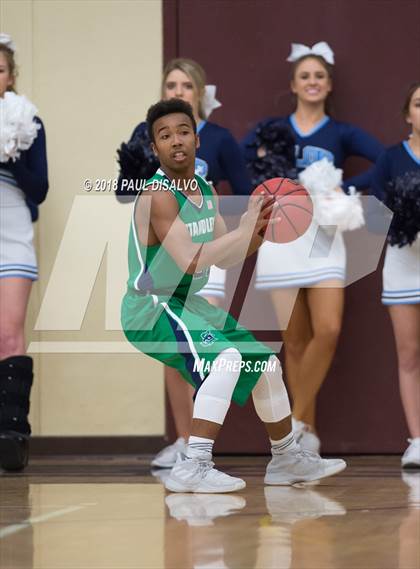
0;34;49;471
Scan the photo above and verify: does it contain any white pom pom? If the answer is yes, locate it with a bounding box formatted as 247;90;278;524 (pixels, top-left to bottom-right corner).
298;159;365;232
299;157;342;195
0;92;41;162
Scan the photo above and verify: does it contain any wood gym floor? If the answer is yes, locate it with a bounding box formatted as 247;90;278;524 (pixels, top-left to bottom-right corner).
0;455;419;569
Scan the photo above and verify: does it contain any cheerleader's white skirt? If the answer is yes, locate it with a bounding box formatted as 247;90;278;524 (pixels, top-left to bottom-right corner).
382;236;420;305
197;265;226;299
0;181;38;280
255;220;346;289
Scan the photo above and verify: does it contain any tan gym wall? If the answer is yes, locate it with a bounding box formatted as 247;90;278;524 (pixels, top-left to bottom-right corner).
1;0;165;437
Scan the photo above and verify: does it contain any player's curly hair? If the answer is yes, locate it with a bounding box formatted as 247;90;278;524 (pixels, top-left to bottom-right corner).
146;99;197;141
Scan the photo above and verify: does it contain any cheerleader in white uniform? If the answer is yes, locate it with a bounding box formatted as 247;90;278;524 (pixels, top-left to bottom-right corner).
371;82;420;468
0;35;48;471
242;43;383;451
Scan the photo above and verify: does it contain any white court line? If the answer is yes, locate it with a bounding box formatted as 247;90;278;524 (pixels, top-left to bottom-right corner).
0;505;86;539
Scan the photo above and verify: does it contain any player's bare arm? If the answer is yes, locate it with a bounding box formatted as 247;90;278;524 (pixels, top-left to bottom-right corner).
213;193;275;268
210;185;267;267
138;190;273;275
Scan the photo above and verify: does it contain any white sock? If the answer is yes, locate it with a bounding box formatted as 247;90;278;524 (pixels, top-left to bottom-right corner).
186;435;214;459
270;432;298;455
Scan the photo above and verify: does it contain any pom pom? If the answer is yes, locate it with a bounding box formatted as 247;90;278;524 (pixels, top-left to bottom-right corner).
116;127;159;187
299;157;342;194
385;170;420;247
299;158;365;231
202;85;222;119
0;92;41;162
245;121;297;186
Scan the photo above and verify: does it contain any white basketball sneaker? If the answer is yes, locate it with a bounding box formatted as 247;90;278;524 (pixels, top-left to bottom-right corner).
165;494;246;526
165;453;246;493
264;486;346;524
264;447;346;485
402;438;420;469
292;418;321;454
402;471;420;506
151;437;187;468
150;468;171;484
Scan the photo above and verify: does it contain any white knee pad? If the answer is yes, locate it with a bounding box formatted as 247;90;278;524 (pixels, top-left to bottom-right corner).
252;356;291;423
193;348;242;425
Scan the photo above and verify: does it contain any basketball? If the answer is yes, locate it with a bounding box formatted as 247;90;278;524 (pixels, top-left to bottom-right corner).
252;177;313;243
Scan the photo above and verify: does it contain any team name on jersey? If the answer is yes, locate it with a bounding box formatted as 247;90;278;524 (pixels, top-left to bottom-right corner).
186;216;215;237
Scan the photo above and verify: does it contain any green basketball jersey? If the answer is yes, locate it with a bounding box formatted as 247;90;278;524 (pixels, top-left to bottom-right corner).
126;168;217;298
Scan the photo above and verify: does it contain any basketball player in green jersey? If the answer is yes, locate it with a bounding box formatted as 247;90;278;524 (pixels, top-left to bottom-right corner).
121;99;346;493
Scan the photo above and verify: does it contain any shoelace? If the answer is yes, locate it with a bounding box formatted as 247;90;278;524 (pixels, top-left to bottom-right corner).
295;431;304;443
197;459;215;477
293;449;321;462
181;455;214;473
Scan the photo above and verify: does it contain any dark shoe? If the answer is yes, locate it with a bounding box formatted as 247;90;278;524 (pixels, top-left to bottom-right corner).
0;431;29;471
0;356;33;471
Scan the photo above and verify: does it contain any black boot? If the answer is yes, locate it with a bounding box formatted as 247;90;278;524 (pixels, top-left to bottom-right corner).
0;355;33;471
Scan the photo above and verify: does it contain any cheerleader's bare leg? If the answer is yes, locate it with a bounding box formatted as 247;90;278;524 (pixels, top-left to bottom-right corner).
0;277;34;471
290;285;344;424
165;367;194;440
271;289;312;417
0;277;32;358
388;304;420;438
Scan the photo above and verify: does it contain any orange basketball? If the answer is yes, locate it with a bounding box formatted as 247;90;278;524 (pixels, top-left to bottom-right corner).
252;177;313;243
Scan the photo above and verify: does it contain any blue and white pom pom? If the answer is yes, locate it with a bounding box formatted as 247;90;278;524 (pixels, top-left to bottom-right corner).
117;127;159;184
298;158;365;231
245;121;297;187
0;92;41;162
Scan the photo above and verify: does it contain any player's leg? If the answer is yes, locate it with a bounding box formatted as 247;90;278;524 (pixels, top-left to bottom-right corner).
165;347;247;493
0;278;34;471
164;297;346;491
388;304;420;468
152;295;221;468
251;355;346;485
167;294;221;437
291;285;344;425
123;294;245;492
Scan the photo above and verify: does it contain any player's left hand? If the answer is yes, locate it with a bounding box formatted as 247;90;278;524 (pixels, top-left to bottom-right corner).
241;194;276;238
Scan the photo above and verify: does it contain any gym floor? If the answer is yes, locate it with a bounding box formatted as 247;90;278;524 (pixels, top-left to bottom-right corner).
0;455;418;568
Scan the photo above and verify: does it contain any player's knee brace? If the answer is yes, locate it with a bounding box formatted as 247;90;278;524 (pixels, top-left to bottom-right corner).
252;356;291;423
193;348;242;425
